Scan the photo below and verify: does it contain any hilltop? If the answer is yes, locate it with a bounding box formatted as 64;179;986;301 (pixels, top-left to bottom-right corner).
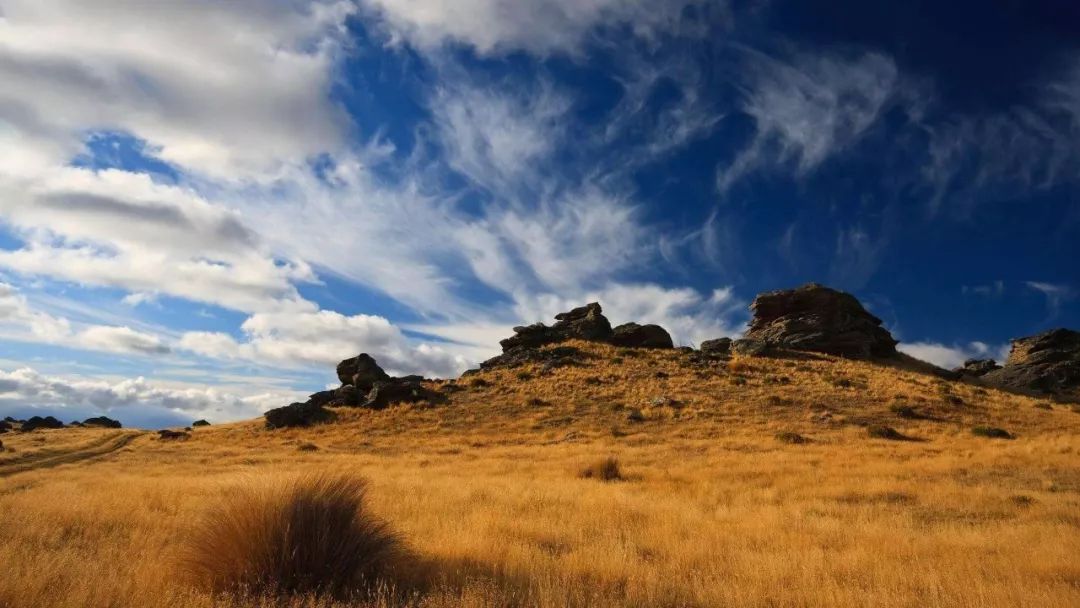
0;284;1078;608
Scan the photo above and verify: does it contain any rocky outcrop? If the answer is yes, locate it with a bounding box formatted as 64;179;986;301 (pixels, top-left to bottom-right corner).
981;329;1080;394
731;338;767;357
83;416;122;429
611;323;673;349
335;353;390;392
745;283;898;359
264;401;333;429
699;338;732;355
192;419;210;427
157;429;190;440
954;358;1001;378
499;302;613;352
267;353;446;428
21;416;64;432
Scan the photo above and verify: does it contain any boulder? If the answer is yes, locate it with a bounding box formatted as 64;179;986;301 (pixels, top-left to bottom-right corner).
306;389;338;408
699;338;732;355
192;419;210;427
954;358;1001;378
333;384;360;406
731;338;767;357
334;354;389;392
611;323;674;349
264;401;332;429
83;416;122;429
21;416;64;432
981;329;1080;394
361;376;443;410
745;283;898;359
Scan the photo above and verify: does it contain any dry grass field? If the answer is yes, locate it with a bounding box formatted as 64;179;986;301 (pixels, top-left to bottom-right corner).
2;341;1079;607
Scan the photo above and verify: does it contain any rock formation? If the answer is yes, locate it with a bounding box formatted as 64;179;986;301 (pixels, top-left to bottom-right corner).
192;419;210;427
264;401;333;429
699;338;732;355
954;358;1001;378
981;329;1080;394
744;283;898;359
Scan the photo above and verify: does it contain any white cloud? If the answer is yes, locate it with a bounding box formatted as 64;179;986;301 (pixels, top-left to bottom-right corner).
359;0;704;57
898;340;1008;369
0;0;354;178
0;167;317;313
719;50;900;191
1025;281;1074;318
0;366;303;422
181;310;470;379
0;281;169;356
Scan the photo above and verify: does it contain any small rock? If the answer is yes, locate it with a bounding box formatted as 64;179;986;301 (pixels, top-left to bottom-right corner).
731;338;767;357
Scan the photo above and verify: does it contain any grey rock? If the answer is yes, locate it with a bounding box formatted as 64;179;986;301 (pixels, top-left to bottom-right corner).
611;323;674;349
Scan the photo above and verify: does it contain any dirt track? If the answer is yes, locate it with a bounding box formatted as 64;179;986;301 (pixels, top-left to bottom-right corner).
0;431;143;478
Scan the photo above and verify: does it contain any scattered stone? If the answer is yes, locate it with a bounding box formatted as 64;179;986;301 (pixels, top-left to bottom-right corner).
972;426;1013;439
157;429;189;440
745;283;898;359
954;358;1001;377
264;401;332;429
699;338;732;355
83;416;122;429
192;419;210;427
981;329;1080;394
775;431;809;444
731;338;767;357
334;353;390;392
867;425;910;441
611;322;673;349
21;416;64;432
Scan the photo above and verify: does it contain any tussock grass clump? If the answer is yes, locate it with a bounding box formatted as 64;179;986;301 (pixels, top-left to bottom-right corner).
296;442;319;452
579;456;623;481
867;425;912;441
775;432;808;444
179;474;408;598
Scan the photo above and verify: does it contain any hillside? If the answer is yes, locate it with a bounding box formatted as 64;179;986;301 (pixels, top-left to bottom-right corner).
2;335;1079;607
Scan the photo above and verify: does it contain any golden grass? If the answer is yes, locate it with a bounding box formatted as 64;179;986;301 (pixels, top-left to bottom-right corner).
1;341;1079;607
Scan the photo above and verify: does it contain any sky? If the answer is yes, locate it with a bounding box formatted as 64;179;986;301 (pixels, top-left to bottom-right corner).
0;0;1078;428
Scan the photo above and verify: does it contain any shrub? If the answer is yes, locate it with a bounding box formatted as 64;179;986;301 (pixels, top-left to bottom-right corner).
972;426;1013;439
579;456;623;481
179;474;407;598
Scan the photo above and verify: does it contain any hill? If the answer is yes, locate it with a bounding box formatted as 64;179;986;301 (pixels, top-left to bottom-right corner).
2;333;1079;607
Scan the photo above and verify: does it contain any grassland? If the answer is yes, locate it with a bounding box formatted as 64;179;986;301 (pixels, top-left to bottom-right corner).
1;341;1078;607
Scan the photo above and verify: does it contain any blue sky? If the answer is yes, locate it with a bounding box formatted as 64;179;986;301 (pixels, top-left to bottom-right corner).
0;0;1077;427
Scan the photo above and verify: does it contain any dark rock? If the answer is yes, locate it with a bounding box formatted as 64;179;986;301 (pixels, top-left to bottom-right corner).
972;426;1013;439
3;416;15;423
700;338;732;355
745;283;898;359
157;429;189;440
981;329;1080;394
306;389;338;408
83;416;122;429
192;419;210;427
0;420;10;433
21;416;64;432
479;345;585;371
361;376;443;410
731;338;767;357
867;426;910;441
334;353;389;392
499;302;613;352
955;358;1001;377
264;401;332;429
611;323;673;349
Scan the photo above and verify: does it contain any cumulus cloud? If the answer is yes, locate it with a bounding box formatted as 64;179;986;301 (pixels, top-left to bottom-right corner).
0;0;354;177
181;310;471;378
0;366;303;423
898;340;1008;369
0;281;169;356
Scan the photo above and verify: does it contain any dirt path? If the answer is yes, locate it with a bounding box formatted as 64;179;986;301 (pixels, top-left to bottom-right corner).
0;431;144;478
